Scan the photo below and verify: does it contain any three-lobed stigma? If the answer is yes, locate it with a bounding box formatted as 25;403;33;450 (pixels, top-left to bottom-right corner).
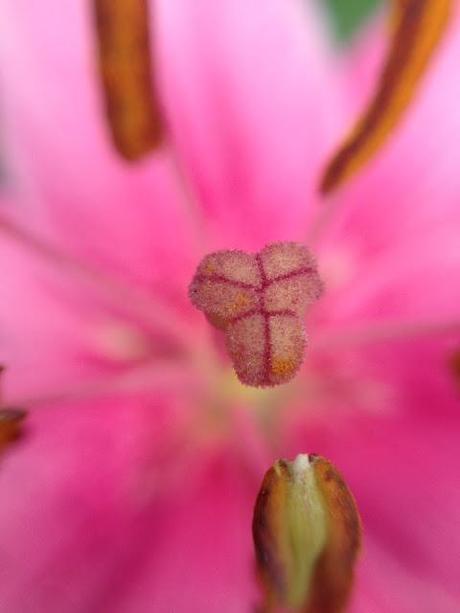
189;242;323;387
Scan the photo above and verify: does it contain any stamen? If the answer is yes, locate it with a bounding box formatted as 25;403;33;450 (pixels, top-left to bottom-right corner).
166;148;211;255
189;242;323;387
320;0;453;193
448;349;460;387
93;0;163;159
253;454;361;612
0;408;27;452
0;368;27;452
305;192;342;246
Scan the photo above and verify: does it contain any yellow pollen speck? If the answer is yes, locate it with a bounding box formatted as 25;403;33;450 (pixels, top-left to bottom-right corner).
271;358;295;377
233;292;250;310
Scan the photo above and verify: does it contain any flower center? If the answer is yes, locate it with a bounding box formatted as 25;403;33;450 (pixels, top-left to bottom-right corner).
189;242;323;387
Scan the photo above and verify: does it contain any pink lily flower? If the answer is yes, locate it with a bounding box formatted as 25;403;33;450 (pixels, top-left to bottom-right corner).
0;0;459;611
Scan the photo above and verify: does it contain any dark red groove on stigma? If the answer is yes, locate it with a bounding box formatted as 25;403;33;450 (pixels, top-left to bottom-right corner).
255;253;272;386
268;266;314;284
228;308;261;324
195;266;314;291
193;274;255;290
228;309;296;325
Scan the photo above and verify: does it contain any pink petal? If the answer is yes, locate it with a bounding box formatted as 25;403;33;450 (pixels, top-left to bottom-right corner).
155;0;345;249
311;13;460;424
0;0;197;294
287;414;460;611
0;211;201;403
0;225;99;401
318;226;460;325
0;399;257;612
321;5;460;260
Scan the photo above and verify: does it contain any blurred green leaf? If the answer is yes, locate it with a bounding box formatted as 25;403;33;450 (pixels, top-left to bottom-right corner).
323;0;383;43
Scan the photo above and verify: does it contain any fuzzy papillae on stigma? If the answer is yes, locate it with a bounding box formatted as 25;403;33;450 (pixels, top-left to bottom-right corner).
189;242;323;387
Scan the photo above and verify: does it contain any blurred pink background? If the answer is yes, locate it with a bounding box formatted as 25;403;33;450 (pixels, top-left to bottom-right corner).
0;0;459;611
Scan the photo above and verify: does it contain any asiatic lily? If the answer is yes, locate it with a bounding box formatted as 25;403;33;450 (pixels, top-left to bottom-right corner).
0;0;459;611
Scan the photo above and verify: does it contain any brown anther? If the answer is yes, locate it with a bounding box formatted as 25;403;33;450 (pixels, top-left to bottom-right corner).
253;454;362;613
93;0;163;159
320;0;452;193
0;408;27;452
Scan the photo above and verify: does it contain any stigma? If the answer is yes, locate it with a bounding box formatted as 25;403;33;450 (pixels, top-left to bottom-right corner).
189;242;323;387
